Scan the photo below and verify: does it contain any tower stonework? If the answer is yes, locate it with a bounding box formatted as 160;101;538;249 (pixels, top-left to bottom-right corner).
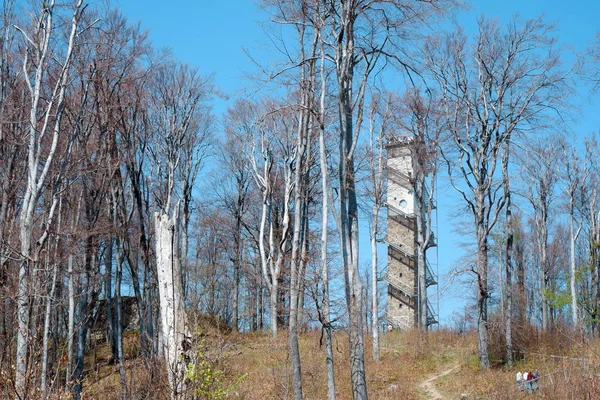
385;138;437;330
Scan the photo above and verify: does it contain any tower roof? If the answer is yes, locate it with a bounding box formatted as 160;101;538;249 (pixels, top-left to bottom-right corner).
384;134;413;150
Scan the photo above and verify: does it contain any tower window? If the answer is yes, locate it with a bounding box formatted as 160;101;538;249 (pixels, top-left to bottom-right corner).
399;272;403;278
398;303;403;308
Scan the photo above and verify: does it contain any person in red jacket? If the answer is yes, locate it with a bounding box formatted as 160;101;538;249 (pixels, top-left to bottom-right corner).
525;371;534;392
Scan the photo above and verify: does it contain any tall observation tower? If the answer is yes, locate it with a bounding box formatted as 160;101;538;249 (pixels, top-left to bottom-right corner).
385;137;438;330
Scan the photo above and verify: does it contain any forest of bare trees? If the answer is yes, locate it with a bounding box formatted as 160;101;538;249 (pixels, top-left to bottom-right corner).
1;0;600;399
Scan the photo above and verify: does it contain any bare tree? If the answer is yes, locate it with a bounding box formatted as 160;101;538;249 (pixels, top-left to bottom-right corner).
0;0;24;373
214;131;252;331
149;60;214;398
316;17;336;396
285;6;320;398
321;0;455;394
14;1;85;395
500;140;514;366
517;136;562;331
362;91;391;360
584;137;600;334
426;16;570;368
586;32;600;91
231;98;295;338
560;139;590;329
114;47;155;358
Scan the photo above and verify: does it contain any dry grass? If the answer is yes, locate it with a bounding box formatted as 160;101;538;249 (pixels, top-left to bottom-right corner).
223;327;600;399
71;328;471;399
10;324;600;399
223;329;472;399
436;327;600;400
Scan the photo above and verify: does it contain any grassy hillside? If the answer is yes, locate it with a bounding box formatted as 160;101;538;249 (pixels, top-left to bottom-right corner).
23;324;600;399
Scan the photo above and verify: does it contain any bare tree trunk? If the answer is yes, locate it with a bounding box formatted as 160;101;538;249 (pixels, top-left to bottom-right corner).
155;212;191;399
258;278;264;330
41;256;59;396
502;145;513;367
515;227;526;325
16;252;31;398
110;175;128;399
288;95;309;400
105;240;116;359
41;197;64;395
348;213;367;400
370;204;380;360
73;239;95;400
591;197;600;335
297;187;311;334
232;264;240;331
115;237;127;399
570;216;578;327
269;279;278;336
594;218;600;334
540;220;549;332
289;233;303;400
569;205;582;328
414;158;432;332
251;140;281;337
416;227;427;329
232;216;241;331
318;86;336;399
130;173;151;355
475;190;490;370
332;1;369;395
181;201;190;301
15;3;83;395
565;147;585;330
66;252;76;387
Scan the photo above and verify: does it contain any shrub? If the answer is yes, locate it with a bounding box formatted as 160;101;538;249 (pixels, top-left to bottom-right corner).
185;332;246;399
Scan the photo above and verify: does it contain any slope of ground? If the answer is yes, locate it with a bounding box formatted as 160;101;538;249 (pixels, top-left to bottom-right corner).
74;328;470;399
42;325;600;399
224;329;471;399
419;363;460;399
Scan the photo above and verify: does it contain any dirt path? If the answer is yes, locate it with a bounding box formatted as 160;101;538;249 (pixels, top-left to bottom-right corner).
418;364;460;400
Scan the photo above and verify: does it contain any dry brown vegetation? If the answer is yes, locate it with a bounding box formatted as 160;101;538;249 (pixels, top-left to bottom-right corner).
220;329;468;399
10;323;600;399
73;328;471;399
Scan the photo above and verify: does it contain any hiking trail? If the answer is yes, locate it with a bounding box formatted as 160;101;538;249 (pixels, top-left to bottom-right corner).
418;364;460;400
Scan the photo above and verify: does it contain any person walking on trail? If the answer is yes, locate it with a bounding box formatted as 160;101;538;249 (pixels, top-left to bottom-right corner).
533;370;540;390
525;371;534;392
516;371;523;390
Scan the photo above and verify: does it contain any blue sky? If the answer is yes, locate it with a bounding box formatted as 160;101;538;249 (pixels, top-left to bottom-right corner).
117;0;600;325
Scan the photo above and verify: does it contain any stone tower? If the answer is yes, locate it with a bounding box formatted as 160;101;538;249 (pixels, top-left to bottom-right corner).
385;137;438;330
